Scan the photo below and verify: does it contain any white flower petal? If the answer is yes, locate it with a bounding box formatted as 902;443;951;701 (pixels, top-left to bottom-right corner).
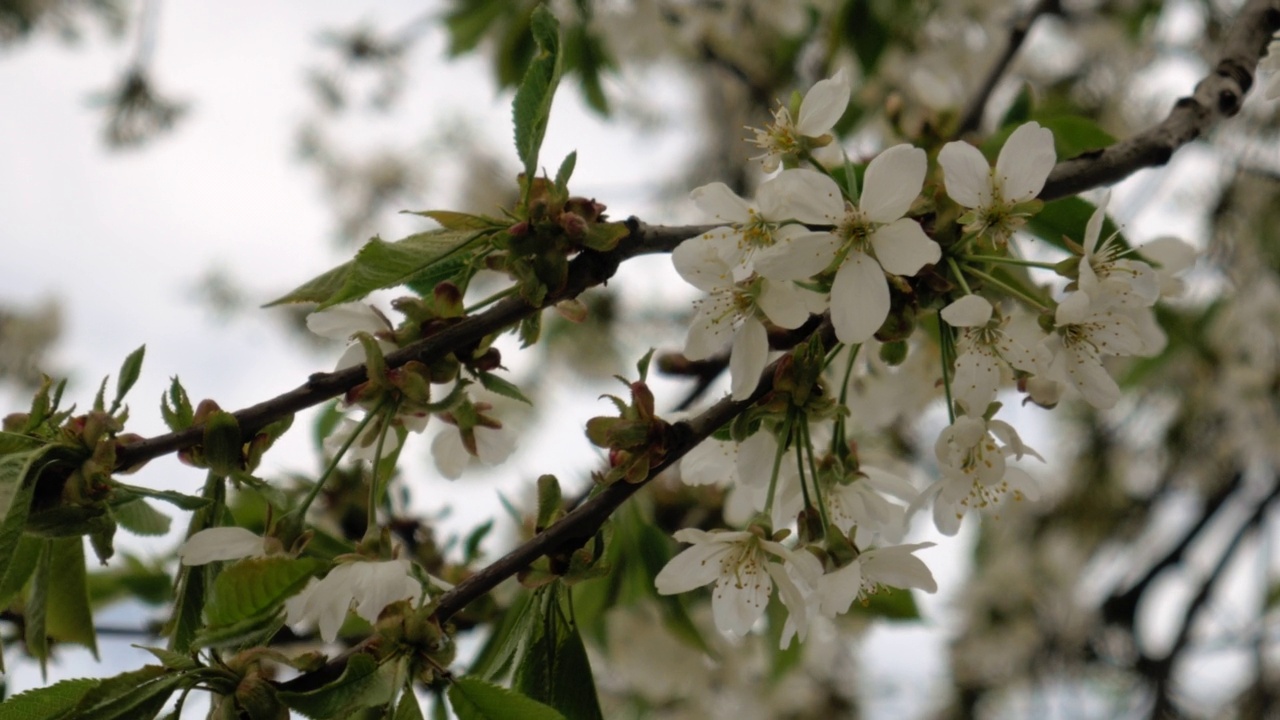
691;182;752;223
307;303;386;340
938;141;993;209
683;298;734;361
816;560;863;618
1083;192;1110;255
859;145;926;224
795;68;851;136
760;169;844;224
178;527;266;566
868;218;940;276
758;280;811;329
736;432;779;489
941;295;993;327
831;252;890;344
352;560;420;623
995;122;1056;202
682;439;737;486
431;429;469;479
673;236;735;292
753;231;842;280
655;541;730;595
729;317;769;400
861;543;937;593
475;426;516;466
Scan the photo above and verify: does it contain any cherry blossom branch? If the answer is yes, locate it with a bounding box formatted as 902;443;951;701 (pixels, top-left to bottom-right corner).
1039;0;1280;201
112;221;719;472
954;0;1061;137
433;319;837;622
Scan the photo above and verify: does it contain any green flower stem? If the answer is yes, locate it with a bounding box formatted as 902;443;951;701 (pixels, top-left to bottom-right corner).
939;327;958;425
298;402;385;516
366;401;399;533
794;419;813;515
946;257;974;296
832;343;861;455
962;266;1051;312
464;285;517;314
800;420;830;535
763;413;795;520
960;254;1059;270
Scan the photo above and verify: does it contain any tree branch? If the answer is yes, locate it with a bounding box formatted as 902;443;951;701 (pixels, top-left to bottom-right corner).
432;319;837;622
1039;0;1280;201
954;0;1061;138
113;221;718;471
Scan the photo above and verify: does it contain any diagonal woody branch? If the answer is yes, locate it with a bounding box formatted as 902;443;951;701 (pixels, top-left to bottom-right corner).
113;221;718;471
1039;0;1280;201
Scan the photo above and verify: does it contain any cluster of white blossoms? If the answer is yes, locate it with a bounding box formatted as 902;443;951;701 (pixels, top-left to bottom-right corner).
178;527;444;643
307;302;516;478
660;69;1197;645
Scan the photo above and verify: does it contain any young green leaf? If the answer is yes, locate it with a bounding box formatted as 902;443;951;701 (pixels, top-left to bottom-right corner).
278;653;398;718
204;556;323;628
553;151;576;194
112;345;146;412
44;536;98;658
0;677;100;720
63;665;183;720
0;445;61;619
113;498;172;536
476;371;533;405
512;5;562;194
394;688;427;720
160;377;194;432
447;676;566;720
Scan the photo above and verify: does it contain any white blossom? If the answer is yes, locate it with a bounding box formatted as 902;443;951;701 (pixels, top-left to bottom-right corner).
748;69;852;172
686;171;842;274
655;528;822;639
177;527;272;566
1045;291;1157;409
941;295;1042;414
823;465;918;546
815;543;937;618
306;302;396;371
1077;193;1159;311
674;235;816;400
939;122;1056;244
284;558;421;643
752;147;940;344
430;423;517;479
922;414;1043;535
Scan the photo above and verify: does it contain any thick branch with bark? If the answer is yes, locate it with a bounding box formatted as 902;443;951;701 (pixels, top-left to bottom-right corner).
1040;0;1280;201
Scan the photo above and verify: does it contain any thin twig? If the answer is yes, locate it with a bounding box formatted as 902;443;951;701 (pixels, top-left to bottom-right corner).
954;0;1061;138
113;221;717;471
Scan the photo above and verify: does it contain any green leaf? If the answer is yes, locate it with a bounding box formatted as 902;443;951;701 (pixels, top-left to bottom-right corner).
1000;83;1035;127
26;539;52;673
112;345;146;411
0;534;40;607
322;230;483;309
476;371;533;405
0;431;42;455
513;587;603;720
553;151;576;194
204;556;323;628
444;0;508;56
408;210;499;231
202;410;243;478
86;554;172;607
0;677;100;720
512;5;562;191
192;608;286;650
447;676;566;720
113;483;210;511
470;590;535;682
160;376;194;432
44;537;98;657
112;499;171;536
0;446;59;594
278;654;398;718
393;688;426;720
263;262;354;307
63;665;182;720
462;519;493;564
135;645;200;672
